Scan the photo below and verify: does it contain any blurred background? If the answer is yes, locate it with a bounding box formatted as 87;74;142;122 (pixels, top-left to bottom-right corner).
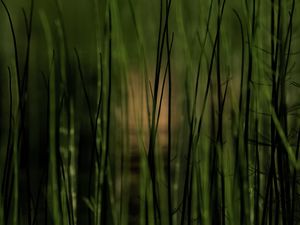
1;0;300;225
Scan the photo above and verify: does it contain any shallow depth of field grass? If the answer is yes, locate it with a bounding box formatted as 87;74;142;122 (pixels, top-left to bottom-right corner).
1;0;300;225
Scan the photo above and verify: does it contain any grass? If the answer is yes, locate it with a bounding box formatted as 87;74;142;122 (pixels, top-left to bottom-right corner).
1;0;300;224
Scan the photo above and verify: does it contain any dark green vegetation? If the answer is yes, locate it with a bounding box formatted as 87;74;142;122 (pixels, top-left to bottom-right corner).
1;0;300;224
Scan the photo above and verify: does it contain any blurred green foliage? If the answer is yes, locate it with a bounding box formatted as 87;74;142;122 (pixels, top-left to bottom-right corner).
1;0;300;225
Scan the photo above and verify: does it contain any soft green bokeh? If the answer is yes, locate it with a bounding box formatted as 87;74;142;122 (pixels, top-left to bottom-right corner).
1;0;300;225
